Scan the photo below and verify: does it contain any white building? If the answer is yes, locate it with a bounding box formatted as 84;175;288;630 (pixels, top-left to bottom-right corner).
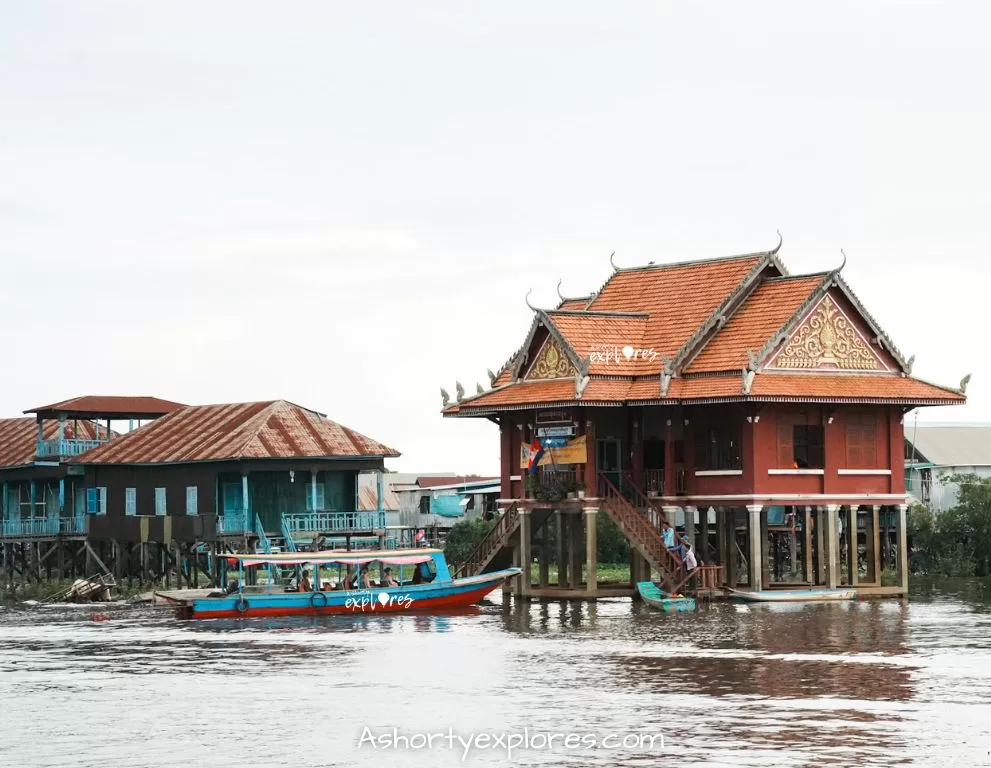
904;423;991;513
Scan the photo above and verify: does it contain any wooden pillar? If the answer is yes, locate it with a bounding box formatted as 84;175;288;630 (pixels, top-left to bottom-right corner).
555;511;567;587
804;507;814;583
895;503;909;593
519;509;531;597
499;420;513;500
630;412;643;493
585;508;598;595
584;419;598;496
569;513;583;589
814;507;825;585
746;505;762;591
825;504;840;589
848;506;859;586
661;417;675;498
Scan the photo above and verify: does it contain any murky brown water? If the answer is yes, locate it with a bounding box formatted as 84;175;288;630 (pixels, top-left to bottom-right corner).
1;580;990;767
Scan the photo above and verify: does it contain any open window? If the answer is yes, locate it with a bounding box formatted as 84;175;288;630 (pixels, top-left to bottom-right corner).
776;419;824;469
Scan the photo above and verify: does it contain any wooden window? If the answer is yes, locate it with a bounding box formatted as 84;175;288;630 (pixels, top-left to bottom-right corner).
793;425;824;468
125;488;137;516
695;424;742;470
846;414;877;468
155;487;167;516
86;488;107;515
418;495;431;515
185;486;198;516
776;423;794;467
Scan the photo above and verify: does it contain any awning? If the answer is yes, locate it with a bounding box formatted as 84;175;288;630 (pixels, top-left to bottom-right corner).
459;496;471;507
223;549;438;568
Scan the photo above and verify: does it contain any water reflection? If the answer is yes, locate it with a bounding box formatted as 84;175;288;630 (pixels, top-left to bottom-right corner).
1;582;990;767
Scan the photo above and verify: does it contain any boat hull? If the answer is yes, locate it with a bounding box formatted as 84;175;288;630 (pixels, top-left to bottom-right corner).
176;569;520;620
636;581;696;613
725;587;857;603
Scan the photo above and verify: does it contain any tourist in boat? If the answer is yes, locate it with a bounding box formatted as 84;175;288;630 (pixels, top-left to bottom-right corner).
383;567;399;587
299;569;312;592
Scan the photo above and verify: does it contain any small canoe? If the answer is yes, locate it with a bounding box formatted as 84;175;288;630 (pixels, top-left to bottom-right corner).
636;581;696;613
725;587;856;603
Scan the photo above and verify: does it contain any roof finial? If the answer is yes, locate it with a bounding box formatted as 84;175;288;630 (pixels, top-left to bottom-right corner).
556;279;565;302
837;248;848;273
609;250;619;271
771;229;783;254
960;373;972;394
525;289;537;312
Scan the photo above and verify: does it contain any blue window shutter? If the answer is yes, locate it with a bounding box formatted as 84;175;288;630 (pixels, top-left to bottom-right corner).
186;486;198;515
86;488;98;515
125;488;136;516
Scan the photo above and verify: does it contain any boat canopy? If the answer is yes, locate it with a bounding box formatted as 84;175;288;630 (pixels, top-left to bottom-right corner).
223;548;440;568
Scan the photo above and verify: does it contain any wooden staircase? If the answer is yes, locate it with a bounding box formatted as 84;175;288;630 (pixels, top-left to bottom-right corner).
452;501;522;578
597;473;691;594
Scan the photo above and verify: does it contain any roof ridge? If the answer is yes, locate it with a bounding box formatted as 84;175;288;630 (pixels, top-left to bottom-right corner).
831;274;908;370
546;310;650;318
761;272;829;283
672;254;779;371
614;249;774;274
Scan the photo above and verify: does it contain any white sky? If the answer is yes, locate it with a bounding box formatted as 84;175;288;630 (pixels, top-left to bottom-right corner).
1;1;987;474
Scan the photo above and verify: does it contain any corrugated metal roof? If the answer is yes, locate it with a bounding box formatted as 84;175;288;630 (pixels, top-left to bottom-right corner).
904;425;991;467
356;473;402;511
26;395;185;417
0;417;111;470
73;400;400;465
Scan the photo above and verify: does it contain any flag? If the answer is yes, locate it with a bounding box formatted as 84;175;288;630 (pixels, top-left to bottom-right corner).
415;530;425;542
526;438;544;474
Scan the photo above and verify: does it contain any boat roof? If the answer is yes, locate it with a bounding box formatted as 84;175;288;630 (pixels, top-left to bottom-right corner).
223;548;442;567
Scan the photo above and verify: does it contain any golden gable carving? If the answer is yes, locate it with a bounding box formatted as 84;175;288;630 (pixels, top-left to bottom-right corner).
526;337;578;380
773;296;881;370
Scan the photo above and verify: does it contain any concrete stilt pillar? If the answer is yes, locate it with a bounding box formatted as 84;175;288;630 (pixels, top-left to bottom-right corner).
569;514;583;589
725;508;738;587
895;503;909;593
848;506;859;586
868;505;880;585
746;505;763;591
519;509;531;597
815;506;826;585
825;504;841;589
538;519;550;588
759;506;770;587
585;508;598;595
804;506;814;584
683;505;697;552
556;511;567;587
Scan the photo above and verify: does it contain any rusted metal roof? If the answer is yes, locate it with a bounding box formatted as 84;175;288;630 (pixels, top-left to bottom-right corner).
26;395;186;419
415;475;498;488
0;417;111;470
73;400;400;465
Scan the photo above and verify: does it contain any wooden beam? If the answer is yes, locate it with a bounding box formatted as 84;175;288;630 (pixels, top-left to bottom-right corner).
84;541;112;577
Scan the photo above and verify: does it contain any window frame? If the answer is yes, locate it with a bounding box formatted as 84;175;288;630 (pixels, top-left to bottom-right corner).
845;413;878;468
185;486;198;516
154;487;167;516
125;487;137;516
694;423;742;471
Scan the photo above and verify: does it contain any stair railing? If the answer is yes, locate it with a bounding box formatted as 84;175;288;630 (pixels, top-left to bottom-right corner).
254;514;280;585
452;500;520;578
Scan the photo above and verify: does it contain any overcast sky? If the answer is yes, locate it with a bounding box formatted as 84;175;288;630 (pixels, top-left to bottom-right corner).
1;1;987;474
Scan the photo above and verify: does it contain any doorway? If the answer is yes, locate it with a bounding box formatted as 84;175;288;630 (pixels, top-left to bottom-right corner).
596;438;623;493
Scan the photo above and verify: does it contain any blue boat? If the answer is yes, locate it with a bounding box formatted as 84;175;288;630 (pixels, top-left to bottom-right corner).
158;548;520;620
636;581;696;613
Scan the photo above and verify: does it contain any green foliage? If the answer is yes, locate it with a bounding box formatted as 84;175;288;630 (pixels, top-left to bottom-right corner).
909;474;991;577
525;473;584;502
596;513;631;564
444;517;494;567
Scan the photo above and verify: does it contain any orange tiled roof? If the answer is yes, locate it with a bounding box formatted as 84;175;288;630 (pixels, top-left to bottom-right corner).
588;254;764;359
547;312;651;374
747;374;964;402
556;297;591;311
450;379;632;411
687;275;825;373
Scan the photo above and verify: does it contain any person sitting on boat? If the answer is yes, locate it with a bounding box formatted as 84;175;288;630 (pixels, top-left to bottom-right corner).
358;567;372;589
299;569;312;592
383;567;399;587
321;581;332;591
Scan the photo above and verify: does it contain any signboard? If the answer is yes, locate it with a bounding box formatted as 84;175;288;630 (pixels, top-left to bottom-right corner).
537;425;575;438
520;434;587;468
536;410;570;424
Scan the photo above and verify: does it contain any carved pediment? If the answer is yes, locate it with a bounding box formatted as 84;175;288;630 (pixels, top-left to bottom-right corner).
524;336;578;380
768;295;887;372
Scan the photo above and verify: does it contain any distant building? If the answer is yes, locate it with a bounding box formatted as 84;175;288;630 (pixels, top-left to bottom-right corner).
393;475;500;530
904;423;991;513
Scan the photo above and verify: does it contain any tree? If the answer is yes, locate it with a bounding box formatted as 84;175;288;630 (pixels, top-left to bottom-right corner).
444;518;493;567
908;473;991;577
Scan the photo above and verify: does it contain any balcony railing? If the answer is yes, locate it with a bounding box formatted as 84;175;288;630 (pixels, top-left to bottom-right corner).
1;515;87;538
36;438;108;459
218;509;250;535
644;469;665;496
283;510;387;534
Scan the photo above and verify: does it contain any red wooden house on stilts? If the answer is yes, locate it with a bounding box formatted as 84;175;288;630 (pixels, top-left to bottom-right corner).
442;239;966;599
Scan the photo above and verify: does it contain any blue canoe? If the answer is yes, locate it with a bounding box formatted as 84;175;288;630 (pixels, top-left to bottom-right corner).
636;581;696;613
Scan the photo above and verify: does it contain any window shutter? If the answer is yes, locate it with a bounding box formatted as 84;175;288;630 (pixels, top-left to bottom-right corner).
777;423;794;467
186;486;198;516
86;488;98;515
98;487;107;515
125;488;136;516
